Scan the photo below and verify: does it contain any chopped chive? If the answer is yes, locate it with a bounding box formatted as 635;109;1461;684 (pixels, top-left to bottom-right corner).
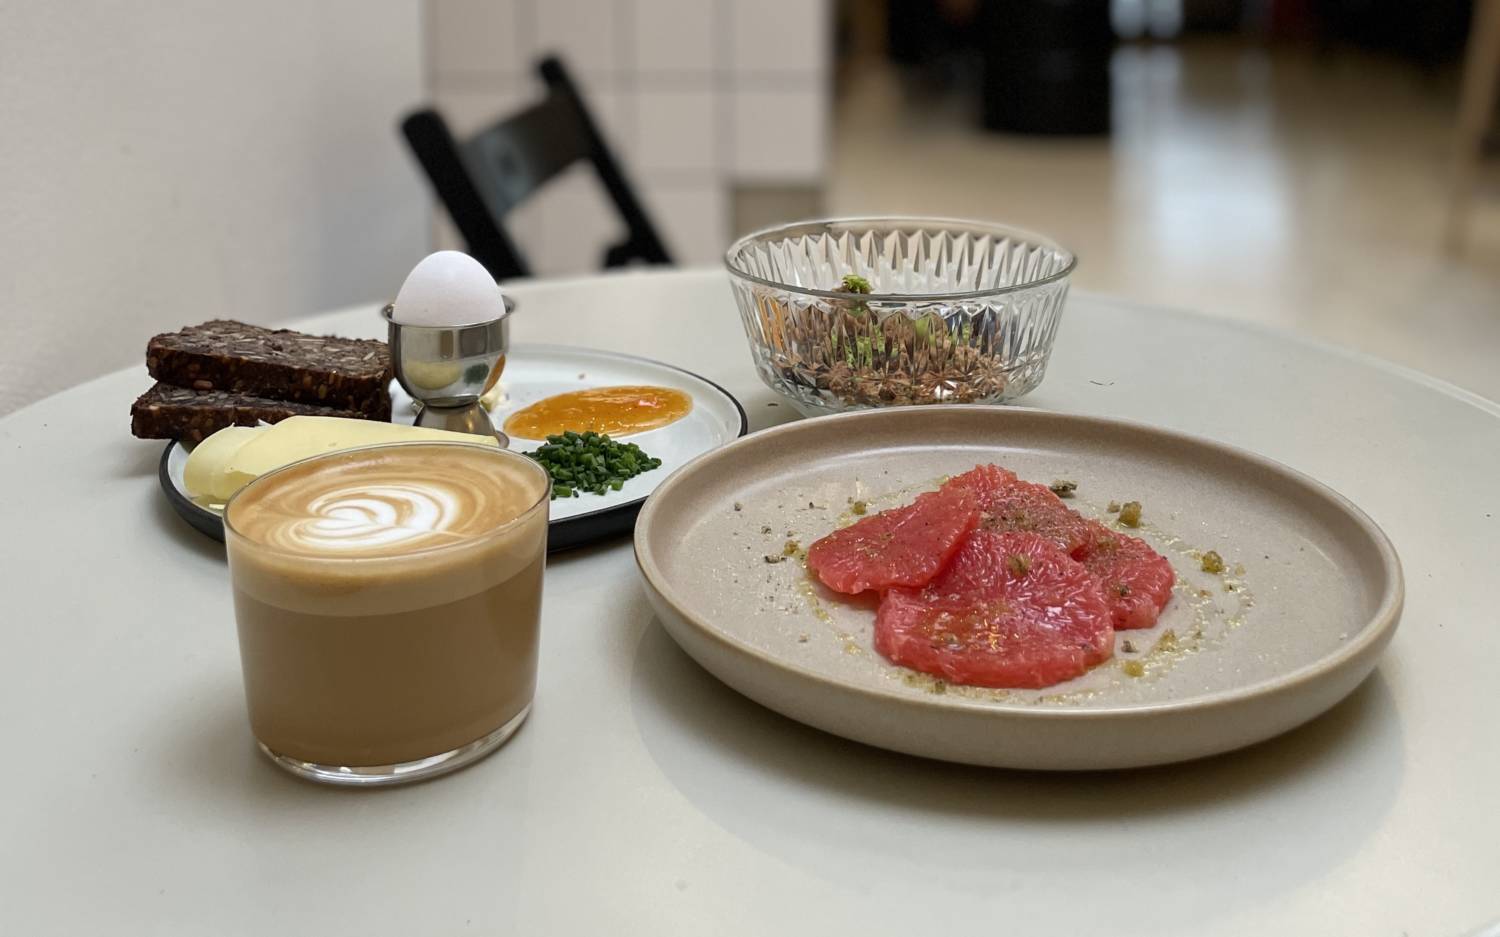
526;432;665;501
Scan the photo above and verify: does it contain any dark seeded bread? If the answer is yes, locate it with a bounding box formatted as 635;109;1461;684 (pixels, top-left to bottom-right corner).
130;383;392;442
146;320;391;414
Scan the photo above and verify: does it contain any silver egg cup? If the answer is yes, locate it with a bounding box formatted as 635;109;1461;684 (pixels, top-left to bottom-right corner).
383;296;514;446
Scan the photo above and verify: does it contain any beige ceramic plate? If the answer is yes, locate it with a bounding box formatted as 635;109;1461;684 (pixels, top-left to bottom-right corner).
634;406;1403;770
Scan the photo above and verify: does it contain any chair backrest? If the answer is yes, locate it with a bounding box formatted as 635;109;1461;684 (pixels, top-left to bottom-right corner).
401;56;673;280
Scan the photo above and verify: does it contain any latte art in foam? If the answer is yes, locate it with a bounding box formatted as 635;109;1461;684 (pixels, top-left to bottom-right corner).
227;444;545;559
286;483;461;551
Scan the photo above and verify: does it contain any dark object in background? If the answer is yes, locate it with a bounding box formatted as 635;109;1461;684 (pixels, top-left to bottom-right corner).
888;0;979;65
1305;0;1472;68
401;56;673;282
1182;0;1246;33
977;0;1114;135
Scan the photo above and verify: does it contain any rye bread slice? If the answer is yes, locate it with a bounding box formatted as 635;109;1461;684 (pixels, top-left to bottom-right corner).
130;383;392;442
145;319;391;414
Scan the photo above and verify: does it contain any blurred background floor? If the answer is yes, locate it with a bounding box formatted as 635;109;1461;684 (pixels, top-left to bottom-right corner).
830;38;1500;400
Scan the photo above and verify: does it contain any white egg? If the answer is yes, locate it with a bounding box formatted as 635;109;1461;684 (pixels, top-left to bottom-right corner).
392;251;507;327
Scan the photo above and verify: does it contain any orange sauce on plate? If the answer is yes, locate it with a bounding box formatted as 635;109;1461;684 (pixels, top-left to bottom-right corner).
503;385;692;439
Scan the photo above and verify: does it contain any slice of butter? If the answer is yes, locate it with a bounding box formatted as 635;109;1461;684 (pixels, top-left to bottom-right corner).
183;425;267;501
218;416;500;502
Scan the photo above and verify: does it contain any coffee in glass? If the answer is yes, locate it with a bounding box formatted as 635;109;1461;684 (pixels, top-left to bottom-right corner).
224;441;549;785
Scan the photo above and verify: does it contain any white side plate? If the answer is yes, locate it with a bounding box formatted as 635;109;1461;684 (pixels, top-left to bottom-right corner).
160;343;746;550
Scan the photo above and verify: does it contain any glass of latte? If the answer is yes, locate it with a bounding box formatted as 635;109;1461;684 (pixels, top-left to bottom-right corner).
223;442;549;785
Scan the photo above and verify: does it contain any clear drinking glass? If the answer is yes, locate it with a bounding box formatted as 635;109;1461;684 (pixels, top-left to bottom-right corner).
223;442;550;786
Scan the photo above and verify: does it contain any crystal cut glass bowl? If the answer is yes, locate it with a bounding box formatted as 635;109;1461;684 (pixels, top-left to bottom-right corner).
724;217;1076;416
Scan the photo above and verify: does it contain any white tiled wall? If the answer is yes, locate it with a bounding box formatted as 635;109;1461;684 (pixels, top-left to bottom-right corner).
633;0;715;73
429;0;524;77
728;0;829;75
534;0;622;75
635;89;717;174
729;87;829;181
425;0;831;276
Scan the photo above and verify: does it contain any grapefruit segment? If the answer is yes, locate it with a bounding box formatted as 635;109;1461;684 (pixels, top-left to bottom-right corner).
874;531;1115;689
1078;527;1176;630
806;485;980;595
944;465;1099;557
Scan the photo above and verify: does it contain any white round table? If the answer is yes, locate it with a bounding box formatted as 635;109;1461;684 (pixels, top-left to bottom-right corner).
2;270;1496;935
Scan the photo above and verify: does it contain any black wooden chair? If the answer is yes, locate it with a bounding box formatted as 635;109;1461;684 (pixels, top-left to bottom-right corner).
401;56;673;281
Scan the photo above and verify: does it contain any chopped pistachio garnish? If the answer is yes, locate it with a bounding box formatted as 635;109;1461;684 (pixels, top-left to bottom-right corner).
839;273;872;294
783;540;801;556
1048;480;1078;498
1122;660;1145;678
1200;550;1225;574
930;679;948;695
851;500;868;515
1118;500;1142;527
1006;553;1032;576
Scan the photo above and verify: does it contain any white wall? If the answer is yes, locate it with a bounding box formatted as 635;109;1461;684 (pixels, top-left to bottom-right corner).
426;0;831;274
0;1;429;415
